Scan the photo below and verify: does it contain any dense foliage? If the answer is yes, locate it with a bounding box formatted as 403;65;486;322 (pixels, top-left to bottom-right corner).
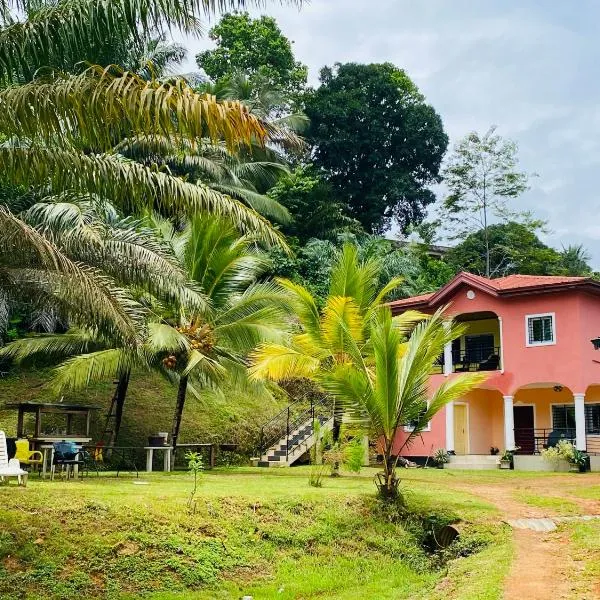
196;12;308;99
305;62;448;233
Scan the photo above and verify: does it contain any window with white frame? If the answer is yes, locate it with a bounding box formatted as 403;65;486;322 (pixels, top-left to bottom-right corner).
403;402;430;432
526;313;555;346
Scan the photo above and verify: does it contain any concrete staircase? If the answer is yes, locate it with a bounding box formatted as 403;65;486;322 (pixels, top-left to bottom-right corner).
446;454;500;470
257;415;334;467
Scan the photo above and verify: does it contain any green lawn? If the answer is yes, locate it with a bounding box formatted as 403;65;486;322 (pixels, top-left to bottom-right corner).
0;467;512;600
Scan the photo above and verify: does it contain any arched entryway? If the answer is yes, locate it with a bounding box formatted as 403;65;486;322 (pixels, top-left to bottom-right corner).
511;383;575;454
446;387;504;455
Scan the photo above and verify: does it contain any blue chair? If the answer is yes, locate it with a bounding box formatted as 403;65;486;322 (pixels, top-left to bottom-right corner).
51;441;84;480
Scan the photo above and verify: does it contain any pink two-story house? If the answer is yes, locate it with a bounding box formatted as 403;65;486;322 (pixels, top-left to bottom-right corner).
389;272;600;469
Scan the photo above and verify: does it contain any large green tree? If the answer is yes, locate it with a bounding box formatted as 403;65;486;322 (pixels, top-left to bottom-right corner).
440;127;533;277
196;12;307;98
304;63;448;234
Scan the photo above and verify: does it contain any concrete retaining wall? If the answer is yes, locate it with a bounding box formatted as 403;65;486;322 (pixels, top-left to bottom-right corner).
513;455;570;472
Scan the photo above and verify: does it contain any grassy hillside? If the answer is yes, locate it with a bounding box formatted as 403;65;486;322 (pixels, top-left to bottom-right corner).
0;367;287;454
0;468;511;600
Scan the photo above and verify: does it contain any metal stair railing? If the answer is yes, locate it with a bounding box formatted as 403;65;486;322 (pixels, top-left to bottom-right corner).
258;397;333;459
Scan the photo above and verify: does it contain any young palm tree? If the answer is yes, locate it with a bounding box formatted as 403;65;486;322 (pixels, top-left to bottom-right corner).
250;245;485;500
320;308;484;500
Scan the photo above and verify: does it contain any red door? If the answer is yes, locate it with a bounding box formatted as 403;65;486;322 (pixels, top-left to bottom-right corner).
514;406;535;454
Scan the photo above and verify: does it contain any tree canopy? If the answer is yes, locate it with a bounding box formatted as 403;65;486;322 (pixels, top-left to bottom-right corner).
305;62;448;234
440;126;532;277
444;221;593;277
196;12;307;97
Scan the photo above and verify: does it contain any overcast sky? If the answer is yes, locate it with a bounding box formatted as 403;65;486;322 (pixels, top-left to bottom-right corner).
176;0;600;266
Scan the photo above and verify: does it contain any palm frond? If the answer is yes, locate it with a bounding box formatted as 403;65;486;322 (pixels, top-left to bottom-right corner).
0;66;266;151
0;147;288;250
0;208;143;344
276;278;322;343
0;331;98;362
52;348;134;393
249;344;320;381
210;183;291;223
321;296;364;357
0;1;302;83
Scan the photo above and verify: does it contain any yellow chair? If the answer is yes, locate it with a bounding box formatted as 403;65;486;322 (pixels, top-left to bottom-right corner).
14;439;43;473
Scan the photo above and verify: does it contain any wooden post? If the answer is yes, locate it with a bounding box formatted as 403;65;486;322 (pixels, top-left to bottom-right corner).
35;407;42;438
209;444;216;468
16;407;24;438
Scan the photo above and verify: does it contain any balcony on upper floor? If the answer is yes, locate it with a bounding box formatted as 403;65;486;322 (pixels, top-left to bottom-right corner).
433;311;502;375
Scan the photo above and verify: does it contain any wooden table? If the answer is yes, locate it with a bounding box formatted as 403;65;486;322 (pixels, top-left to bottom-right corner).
144;446;172;472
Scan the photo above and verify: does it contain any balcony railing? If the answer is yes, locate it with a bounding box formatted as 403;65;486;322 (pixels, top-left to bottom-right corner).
433;346;501;374
513;428;600;455
513;428;575;454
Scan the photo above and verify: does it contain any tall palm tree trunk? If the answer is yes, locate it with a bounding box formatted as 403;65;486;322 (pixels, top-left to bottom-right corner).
171;375;188;450
112;370;130;445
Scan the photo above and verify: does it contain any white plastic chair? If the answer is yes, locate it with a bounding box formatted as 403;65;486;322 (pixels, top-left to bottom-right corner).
0;430;27;486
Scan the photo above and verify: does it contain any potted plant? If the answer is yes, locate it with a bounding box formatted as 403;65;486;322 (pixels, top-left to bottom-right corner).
570;448;588;473
499;449;513;469
433;448;450;469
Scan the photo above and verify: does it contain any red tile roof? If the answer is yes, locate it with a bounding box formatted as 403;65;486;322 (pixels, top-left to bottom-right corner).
388;293;434;308
388;272;598;311
481;274;587;290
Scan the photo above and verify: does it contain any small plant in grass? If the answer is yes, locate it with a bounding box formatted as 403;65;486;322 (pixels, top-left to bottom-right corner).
323;436;365;476
185;451;204;514
309;420;331;487
432;449;449;468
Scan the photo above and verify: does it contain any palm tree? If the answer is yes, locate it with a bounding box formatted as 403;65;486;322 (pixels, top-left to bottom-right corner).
319;308;484;500
250;245;484;500
159;214;293;448
200;70;308;155
249;244;415;382
0;198;204;444
560;244;592;276
3;213;293;447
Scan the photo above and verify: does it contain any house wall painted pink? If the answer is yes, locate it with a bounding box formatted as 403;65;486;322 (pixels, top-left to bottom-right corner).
389;273;600;456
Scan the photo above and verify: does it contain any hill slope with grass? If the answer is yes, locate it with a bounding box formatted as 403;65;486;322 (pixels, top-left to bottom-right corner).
0;468;511;600
0;367;287;454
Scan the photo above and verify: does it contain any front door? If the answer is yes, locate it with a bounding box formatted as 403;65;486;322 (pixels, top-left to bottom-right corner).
514;406;535;454
454;404;468;455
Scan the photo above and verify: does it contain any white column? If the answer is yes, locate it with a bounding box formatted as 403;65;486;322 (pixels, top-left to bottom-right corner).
445;402;455;452
498;316;504;373
503;396;515;450
574;393;587;451
443;341;453;376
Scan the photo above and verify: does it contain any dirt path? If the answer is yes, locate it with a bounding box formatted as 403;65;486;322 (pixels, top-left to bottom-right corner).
449;479;597;600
